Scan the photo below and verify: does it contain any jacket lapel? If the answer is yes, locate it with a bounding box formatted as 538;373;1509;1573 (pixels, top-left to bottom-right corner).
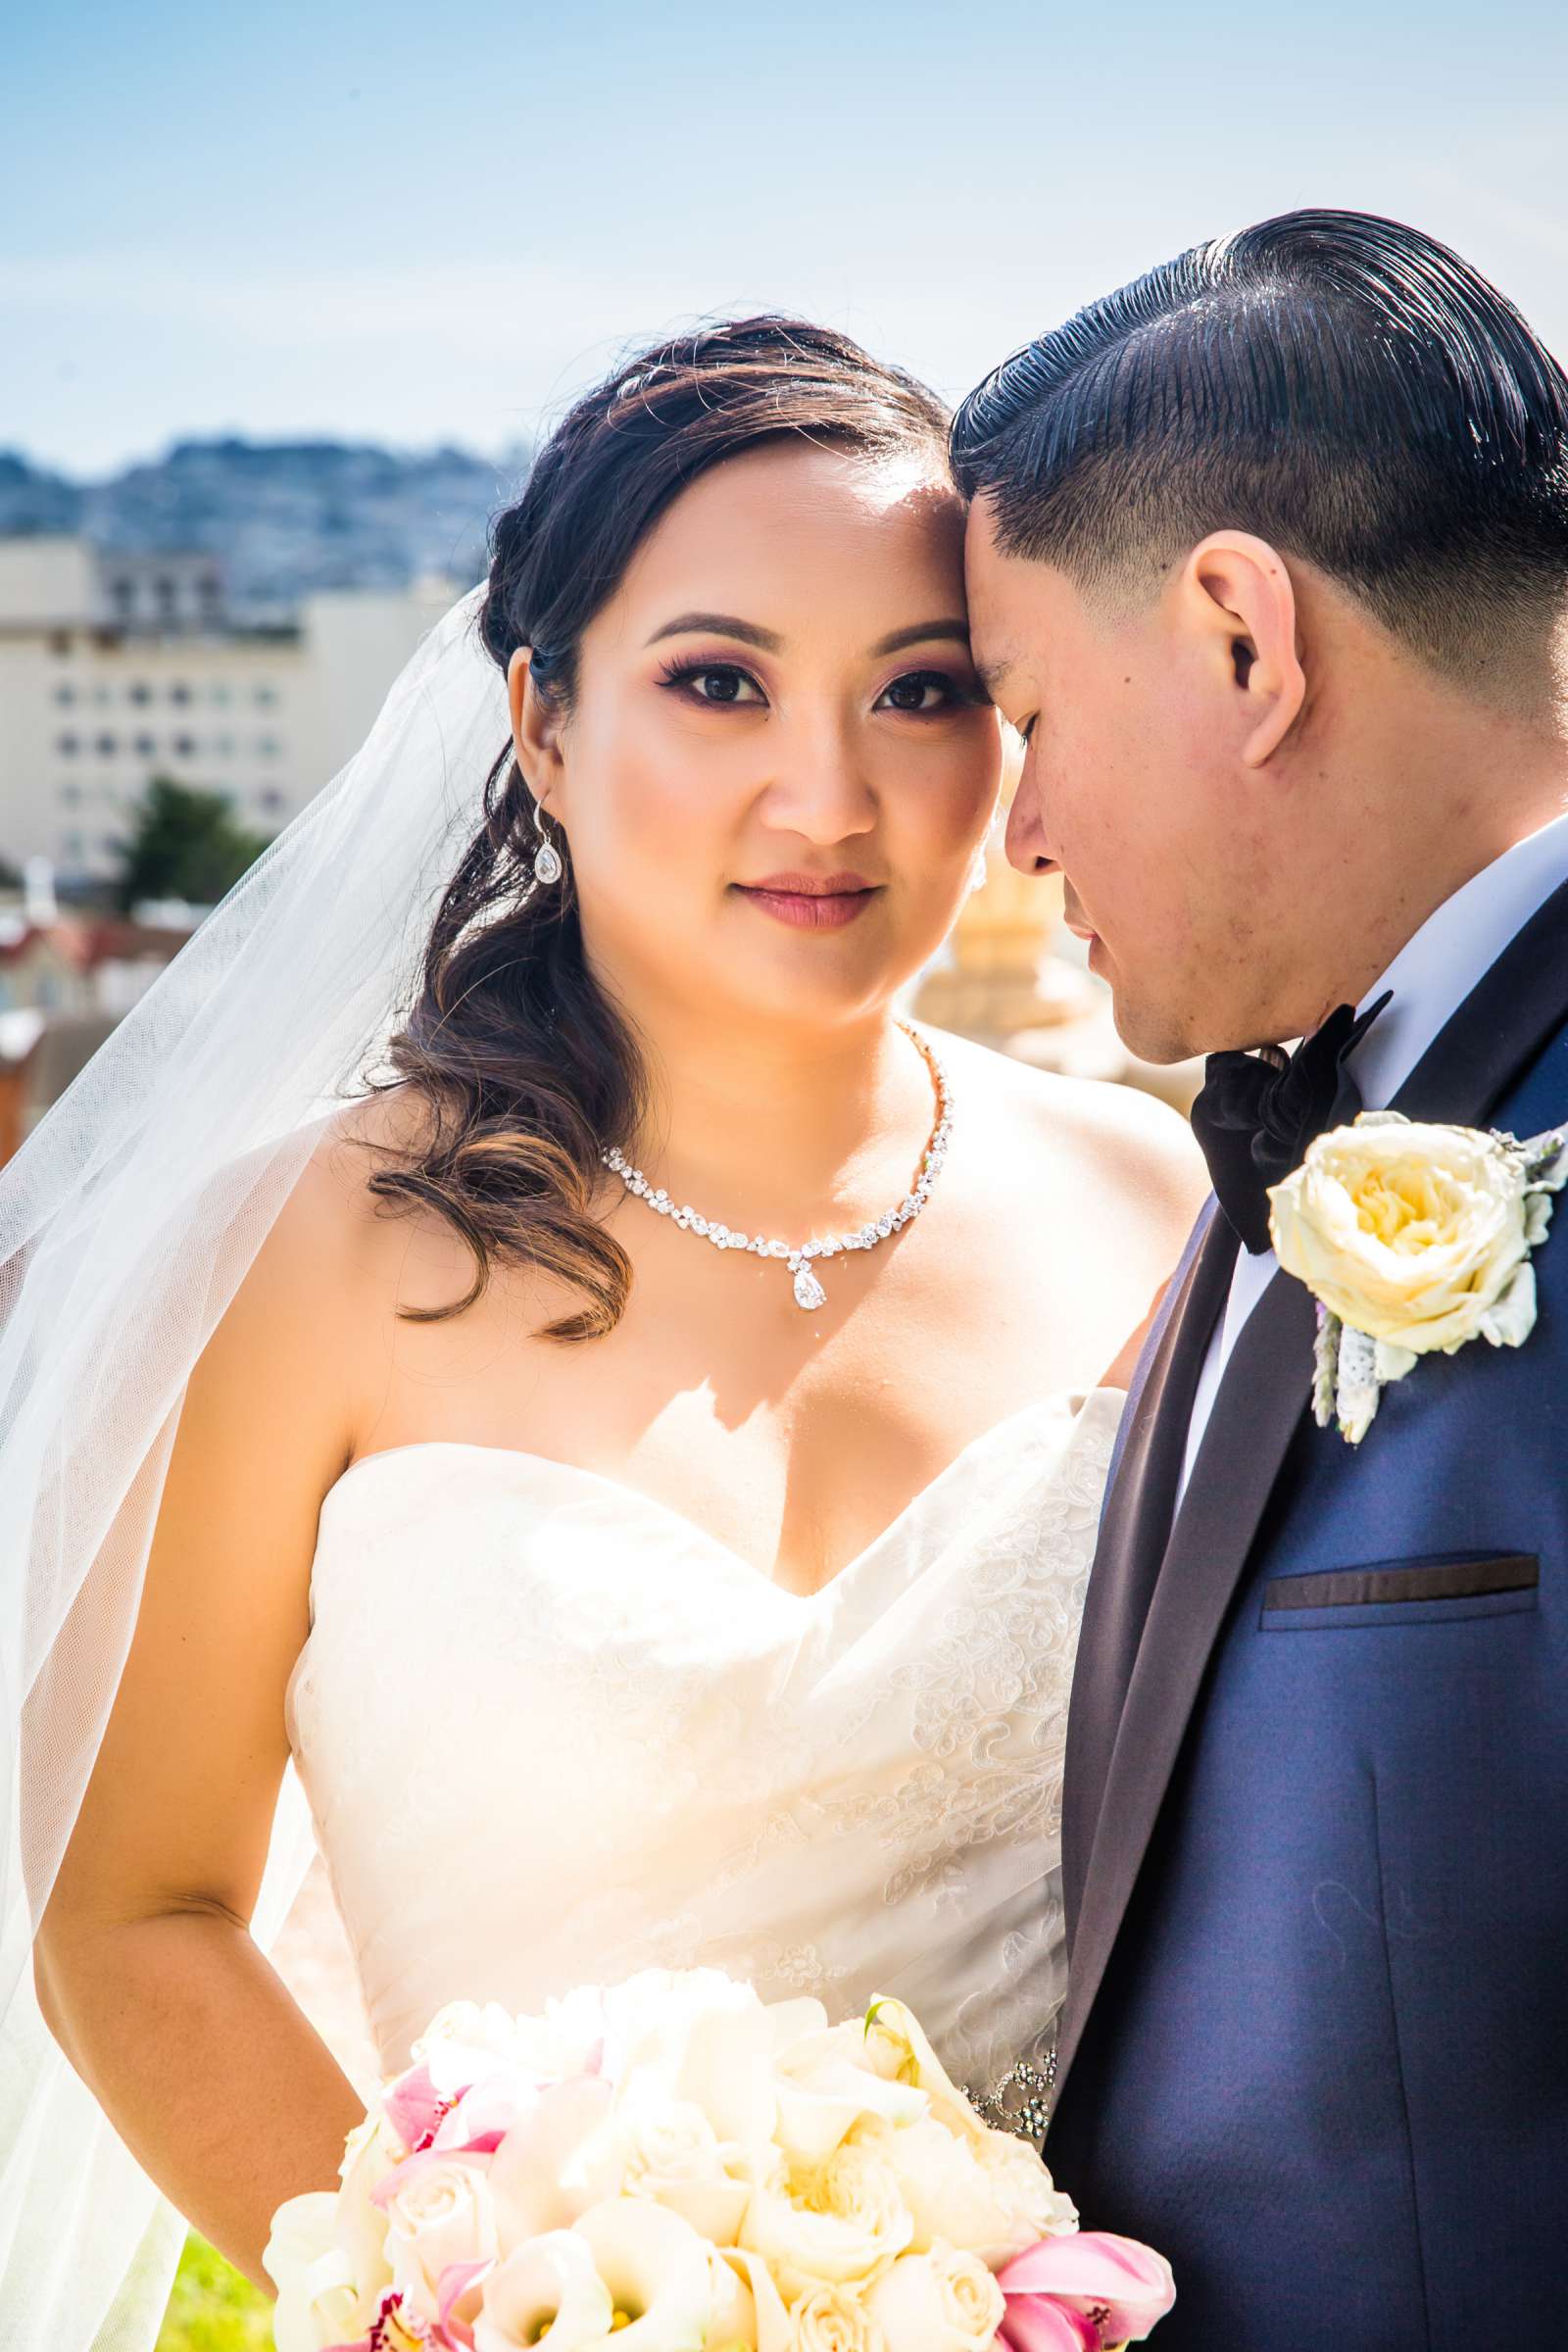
1054;871;1568;2102
1059;1201;1236;1937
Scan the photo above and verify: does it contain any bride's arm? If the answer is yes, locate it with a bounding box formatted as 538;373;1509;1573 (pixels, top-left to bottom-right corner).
31;1129;381;2292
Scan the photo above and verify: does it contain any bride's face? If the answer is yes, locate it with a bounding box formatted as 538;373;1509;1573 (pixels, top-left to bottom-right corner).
514;439;1004;1036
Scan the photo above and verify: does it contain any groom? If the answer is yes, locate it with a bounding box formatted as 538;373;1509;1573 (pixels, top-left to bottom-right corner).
956;210;1568;2347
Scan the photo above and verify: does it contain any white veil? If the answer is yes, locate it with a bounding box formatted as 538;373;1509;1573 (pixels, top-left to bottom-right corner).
0;583;510;2348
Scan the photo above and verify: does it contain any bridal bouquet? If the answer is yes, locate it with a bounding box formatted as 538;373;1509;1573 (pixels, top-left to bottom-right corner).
264;1970;1173;2352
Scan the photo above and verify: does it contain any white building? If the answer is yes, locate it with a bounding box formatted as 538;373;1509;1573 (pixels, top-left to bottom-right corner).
0;537;466;882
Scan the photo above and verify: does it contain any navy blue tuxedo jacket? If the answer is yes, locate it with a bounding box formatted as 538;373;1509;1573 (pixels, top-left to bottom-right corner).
1045;880;1568;2350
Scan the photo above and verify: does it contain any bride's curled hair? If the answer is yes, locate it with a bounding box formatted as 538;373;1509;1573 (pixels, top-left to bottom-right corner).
364;318;951;1340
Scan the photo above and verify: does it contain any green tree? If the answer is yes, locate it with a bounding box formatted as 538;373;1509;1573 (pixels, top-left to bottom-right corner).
111;777;272;915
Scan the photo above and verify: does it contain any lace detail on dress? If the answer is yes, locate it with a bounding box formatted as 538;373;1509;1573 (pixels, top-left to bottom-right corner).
285;1391;1121;2090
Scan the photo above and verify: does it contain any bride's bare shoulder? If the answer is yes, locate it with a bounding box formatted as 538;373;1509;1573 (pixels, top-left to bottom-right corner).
215;1083;444;1385
926;1026;1208;1237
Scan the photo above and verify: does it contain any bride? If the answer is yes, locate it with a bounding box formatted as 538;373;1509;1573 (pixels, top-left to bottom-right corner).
4;318;1202;2333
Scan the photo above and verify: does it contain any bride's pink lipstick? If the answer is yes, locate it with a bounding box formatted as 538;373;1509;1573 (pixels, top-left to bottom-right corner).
733;872;882;930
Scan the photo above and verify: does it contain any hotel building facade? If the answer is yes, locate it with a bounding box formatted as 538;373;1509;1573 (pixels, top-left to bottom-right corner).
0;536;465;882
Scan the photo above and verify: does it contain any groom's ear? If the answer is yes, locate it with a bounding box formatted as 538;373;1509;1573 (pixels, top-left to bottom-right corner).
507;646;567;808
1178;531;1306;768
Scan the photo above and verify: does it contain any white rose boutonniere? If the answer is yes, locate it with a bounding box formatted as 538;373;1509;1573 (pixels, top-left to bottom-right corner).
1268;1109;1568;1443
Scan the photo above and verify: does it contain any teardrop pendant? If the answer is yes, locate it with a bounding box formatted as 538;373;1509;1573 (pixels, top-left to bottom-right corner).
533;840;563;887
792;1263;827;1312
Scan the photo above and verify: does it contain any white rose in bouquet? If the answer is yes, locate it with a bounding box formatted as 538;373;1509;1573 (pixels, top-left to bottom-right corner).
414;1999;545;2095
866;2243;1005;2352
883;2117;1075;2267
603;1967;792;2152
611;2093;753;2245
790;2283;883;2352
741;2127;914;2303
380;2151;501;2322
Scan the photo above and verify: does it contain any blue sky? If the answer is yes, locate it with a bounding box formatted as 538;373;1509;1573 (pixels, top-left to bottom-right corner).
8;0;1568;473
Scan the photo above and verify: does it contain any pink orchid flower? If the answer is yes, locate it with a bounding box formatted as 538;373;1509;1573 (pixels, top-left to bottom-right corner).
384;2061;460;2155
998;2230;1176;2350
432;2061;544;2155
430;2254;496;2351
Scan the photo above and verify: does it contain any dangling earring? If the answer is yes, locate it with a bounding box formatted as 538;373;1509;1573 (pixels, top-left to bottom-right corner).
531;797;564;888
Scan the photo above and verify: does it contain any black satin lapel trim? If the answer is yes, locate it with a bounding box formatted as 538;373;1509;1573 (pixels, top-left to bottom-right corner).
1054;1266;1316;2093
1059;1203;1236;1939
1054;867;1568;2105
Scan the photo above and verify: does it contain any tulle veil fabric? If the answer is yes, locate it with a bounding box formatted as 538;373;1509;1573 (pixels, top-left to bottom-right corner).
0;586;508;2348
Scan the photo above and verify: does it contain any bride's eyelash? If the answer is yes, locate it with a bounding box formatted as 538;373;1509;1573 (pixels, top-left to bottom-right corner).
878;668;989;714
655;658;988;715
655;655;762;703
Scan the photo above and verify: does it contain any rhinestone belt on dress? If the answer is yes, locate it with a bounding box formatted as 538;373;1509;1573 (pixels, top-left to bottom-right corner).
965;2043;1056;2142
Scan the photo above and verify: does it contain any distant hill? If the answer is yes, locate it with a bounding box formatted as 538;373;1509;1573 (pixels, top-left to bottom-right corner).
0;437;525;620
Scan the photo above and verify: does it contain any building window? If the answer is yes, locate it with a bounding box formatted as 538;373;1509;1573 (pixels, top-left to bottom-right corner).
211;682;231;706
63;831;84;858
170;681;192;705
259;787;286;812
57;734;78;756
95;734;116;757
49;632;71;657
54;683;75;707
128;681;151;705
133;734;156;757
214;733;234;756
156;577;177;618
254;683;278;708
172;734;196;757
112;579;135;618
256;735;280;758
60;783;81;807
99;834;121;855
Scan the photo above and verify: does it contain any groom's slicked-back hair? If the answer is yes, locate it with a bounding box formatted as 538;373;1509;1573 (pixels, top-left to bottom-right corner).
951;209;1568;694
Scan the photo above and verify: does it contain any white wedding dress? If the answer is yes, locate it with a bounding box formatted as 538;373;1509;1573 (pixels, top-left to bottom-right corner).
283;1386;1122;2126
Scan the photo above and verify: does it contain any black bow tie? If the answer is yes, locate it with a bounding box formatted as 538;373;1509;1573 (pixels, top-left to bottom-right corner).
1190;991;1393;1255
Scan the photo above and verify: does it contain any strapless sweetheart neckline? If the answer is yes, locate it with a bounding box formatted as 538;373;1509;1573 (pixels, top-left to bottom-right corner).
318;1387;1111;1602
286;1384;1124;2090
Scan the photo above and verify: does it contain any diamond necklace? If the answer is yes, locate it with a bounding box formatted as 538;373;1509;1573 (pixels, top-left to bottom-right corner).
600;1019;953;1312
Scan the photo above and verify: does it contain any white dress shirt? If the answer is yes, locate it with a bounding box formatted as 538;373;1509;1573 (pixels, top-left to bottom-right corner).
1177;808;1568;1500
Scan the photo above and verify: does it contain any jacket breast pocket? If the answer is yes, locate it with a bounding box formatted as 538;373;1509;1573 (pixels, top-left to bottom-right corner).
1259;1551;1539;1631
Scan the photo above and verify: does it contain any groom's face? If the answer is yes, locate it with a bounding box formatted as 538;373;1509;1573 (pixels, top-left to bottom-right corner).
965;497;1271;1064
